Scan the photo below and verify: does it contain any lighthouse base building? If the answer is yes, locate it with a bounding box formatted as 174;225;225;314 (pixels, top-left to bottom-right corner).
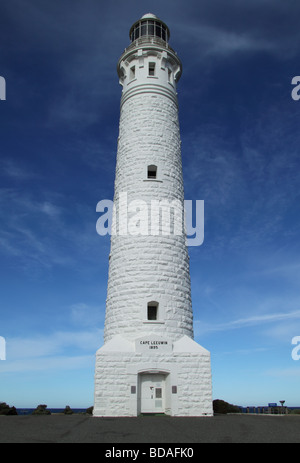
94;335;212;417
94;14;213;417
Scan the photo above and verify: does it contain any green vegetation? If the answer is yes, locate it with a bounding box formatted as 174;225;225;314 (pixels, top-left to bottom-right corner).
213;399;240;414
32;404;51;415
63;405;74;415
0;402;18;415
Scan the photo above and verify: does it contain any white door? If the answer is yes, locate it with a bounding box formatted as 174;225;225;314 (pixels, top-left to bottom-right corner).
140;374;165;414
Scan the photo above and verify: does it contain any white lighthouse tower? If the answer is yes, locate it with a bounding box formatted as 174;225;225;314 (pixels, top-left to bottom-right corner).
94;13;213;417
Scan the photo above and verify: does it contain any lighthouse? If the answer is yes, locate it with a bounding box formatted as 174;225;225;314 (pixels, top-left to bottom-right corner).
94;13;213;417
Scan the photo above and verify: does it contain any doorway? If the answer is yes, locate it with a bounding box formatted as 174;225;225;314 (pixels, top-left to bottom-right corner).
139;373;166;414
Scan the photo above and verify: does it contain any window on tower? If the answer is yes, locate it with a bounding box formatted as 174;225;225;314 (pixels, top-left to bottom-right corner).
147;302;159;321
149;62;156;76
147;165;157;179
130;66;136;80
141;22;147;36
148;20;155;36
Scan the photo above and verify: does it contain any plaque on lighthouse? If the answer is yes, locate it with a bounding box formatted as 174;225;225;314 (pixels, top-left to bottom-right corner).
136;335;173;354
94;13;213;417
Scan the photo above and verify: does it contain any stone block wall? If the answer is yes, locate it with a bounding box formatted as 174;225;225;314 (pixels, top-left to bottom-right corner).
94;336;213;417
104;90;194;344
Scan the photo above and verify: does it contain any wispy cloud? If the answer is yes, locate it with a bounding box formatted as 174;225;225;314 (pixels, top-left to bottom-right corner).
183;92;300;261
265;368;300;378
0;186;105;274
195;310;300;336
0;329;103;373
172;0;300;62
0;355;95;373
70;303;105;327
8;330;102;358
176;23;277;60
1;159;36;180
214;347;269;357
0;189;70;270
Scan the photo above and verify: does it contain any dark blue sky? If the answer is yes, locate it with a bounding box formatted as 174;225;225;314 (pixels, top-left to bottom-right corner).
1;0;300;408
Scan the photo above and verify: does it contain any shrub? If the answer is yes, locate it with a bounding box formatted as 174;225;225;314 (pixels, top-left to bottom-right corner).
63;405;74;415
86;406;93;415
32;404;51;415
0;402;18;415
213;399;240;414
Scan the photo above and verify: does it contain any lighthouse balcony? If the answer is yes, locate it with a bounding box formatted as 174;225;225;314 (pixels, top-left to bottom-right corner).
123;36;178;57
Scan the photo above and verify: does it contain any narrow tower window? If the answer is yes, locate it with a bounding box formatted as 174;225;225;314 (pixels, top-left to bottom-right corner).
130;66;135;80
147;165;157;179
147;302;159;321
149;62;156;76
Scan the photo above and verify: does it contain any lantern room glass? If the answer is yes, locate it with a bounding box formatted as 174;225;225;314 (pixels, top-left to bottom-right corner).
130;19;169;42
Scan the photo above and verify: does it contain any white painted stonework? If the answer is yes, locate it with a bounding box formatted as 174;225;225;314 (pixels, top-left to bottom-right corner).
94;13;213;417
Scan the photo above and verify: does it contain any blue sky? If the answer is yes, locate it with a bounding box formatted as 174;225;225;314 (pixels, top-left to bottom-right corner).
1;0;300;409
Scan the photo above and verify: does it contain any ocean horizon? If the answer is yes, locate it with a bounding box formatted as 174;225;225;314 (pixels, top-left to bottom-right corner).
16;408;89;415
15;406;300;416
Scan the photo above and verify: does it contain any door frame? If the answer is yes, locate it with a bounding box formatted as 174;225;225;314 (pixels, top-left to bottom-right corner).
137;370;170;415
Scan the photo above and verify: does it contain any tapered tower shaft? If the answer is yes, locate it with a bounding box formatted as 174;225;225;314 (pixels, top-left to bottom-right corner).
104;14;193;343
